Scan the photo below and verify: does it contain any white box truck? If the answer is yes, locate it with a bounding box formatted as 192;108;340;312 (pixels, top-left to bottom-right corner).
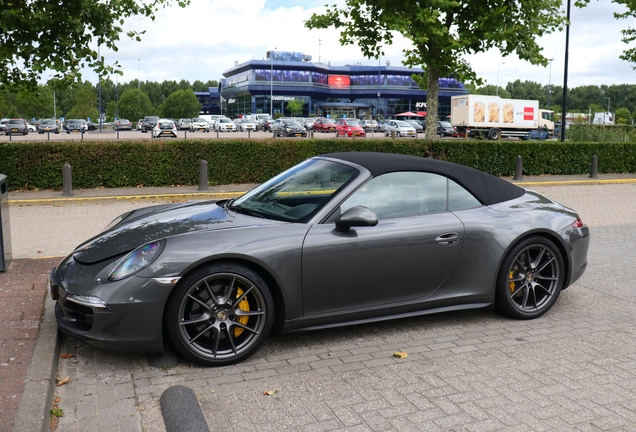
593;112;614;125
450;95;554;140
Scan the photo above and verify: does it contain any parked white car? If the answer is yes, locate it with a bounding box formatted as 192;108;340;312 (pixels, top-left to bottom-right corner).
152;119;178;138
215;117;236;132
234;118;256;132
189;117;210;132
384;120;417;138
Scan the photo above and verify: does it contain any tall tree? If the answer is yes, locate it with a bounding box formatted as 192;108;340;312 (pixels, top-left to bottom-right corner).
117;88;154;121
0;0;189;88
306;0;565;139
161;89;201;119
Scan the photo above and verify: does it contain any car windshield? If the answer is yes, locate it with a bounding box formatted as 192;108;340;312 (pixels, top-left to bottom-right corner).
322;119;335;124
395;121;411;127
219;118;232;123
231;159;360;223
8;119;23;124
68;120;84;124
191;118;204;122
284;121;302;127
439;121;451;127
346;120;360;126
41;120;56;125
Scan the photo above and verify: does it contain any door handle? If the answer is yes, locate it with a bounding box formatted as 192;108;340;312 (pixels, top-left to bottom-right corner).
435;232;459;246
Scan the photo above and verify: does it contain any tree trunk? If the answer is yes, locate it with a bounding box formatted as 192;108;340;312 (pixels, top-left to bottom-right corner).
425;67;440;140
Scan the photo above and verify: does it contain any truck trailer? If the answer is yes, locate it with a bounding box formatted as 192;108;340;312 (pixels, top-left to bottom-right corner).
450;95;554;140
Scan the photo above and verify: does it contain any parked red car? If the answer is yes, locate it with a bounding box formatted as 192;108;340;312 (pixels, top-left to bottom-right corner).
335;118;366;137
313;117;337;132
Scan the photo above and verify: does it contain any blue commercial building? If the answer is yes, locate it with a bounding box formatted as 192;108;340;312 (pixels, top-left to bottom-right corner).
195;51;468;119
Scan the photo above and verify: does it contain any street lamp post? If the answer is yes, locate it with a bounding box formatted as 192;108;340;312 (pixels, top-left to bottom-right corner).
496;62;505;96
548;58;553;110
377;49;381;120
270;47;276;117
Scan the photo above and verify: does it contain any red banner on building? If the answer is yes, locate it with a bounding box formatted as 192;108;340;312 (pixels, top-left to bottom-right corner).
328;75;350;87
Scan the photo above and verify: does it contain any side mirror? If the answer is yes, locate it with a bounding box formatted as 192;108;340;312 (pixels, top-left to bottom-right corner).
335;206;378;232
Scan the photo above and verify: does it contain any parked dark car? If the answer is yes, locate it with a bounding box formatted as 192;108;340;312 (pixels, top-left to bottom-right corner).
49;152;590;367
437;121;454;137
276;119;308;137
64;119;87;133
37;119;59;134
114;119;132;131
4;118;29;135
141;116;160;133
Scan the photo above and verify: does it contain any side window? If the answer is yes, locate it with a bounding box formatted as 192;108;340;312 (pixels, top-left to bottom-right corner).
341;172;448;219
448;179;481;211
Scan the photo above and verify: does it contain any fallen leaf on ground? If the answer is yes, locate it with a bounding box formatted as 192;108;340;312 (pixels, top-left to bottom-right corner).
54;397;61;403
56;376;70;386
60;353;76;359
393;351;408;359
263;390;277;396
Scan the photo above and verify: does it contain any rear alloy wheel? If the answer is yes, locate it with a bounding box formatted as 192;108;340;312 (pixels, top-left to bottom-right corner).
496;237;564;319
166;263;274;366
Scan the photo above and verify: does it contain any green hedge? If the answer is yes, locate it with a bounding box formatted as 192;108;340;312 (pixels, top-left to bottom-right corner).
1;138;636;191
567;124;636;143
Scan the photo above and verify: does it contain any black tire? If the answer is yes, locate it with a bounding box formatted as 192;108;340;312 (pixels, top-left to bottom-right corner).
495;236;564;320
397;132;401;137
166;262;274;366
488;128;500;140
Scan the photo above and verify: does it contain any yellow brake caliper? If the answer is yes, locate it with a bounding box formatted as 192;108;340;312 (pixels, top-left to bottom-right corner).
234;288;250;337
509;270;516;293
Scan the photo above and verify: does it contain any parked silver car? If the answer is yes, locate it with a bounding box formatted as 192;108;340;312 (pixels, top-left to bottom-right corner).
384;120;417;137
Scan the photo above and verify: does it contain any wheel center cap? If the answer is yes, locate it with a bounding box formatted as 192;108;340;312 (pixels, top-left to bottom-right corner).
217;311;227;320
526;274;533;282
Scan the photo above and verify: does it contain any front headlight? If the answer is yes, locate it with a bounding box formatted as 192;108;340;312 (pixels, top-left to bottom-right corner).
107;241;164;281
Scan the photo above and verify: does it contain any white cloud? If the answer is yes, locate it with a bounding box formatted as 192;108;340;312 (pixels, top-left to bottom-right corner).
85;0;636;89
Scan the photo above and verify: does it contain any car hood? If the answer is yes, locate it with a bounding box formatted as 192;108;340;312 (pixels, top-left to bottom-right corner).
72;201;279;264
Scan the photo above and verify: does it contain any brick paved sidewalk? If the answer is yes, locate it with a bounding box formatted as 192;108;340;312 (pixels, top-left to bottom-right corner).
0;258;58;432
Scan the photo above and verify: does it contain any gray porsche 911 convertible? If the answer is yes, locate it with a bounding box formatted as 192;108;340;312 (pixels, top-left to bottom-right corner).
49;152;590;366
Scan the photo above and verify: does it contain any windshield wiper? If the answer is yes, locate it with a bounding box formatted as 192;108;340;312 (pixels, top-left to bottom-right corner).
222;198;236;210
228;204;267;219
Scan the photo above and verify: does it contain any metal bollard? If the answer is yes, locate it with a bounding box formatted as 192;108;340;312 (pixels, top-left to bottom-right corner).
391;130;395;139
62;163;74;197
513;155;523;181
184;130;187;139
248;129;251;139
198;160;209;191
81;130;84;141
589;155;598;179
310;130;314;139
117;129;119;139
216;129;219;139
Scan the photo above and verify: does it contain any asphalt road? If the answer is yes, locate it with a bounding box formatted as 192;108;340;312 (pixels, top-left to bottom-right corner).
9;182;636;431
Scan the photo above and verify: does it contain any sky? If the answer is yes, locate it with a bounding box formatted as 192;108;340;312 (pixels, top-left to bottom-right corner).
85;0;636;90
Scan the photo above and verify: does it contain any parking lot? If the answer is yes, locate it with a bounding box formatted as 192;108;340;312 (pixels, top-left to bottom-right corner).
0;128;448;143
7;182;636;431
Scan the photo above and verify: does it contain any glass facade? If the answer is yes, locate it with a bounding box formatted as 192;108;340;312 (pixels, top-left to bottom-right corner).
196;58;468;119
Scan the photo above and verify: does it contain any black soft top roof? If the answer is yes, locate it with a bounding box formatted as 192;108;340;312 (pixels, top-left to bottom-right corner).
322;152;524;206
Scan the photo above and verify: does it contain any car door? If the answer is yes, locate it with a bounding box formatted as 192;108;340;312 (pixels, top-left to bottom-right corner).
301;171;465;315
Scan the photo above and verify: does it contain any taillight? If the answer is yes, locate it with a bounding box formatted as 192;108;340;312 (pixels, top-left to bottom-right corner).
571;217;584;228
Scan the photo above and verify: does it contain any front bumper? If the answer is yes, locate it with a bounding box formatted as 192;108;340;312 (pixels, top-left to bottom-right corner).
49;261;176;352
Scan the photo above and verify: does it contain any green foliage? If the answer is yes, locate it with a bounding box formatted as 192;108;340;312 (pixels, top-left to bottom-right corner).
117;89;154;122
161;90;201;119
286;99;305;116
566;124;636;142
615;107;632;124
0;0;190;88
2;139;635;191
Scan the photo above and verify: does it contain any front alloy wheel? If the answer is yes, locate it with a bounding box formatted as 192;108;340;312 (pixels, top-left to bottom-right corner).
166;263;274;366
496;237;564;319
